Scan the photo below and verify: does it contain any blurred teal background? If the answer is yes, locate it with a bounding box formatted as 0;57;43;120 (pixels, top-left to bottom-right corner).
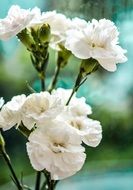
0;0;133;189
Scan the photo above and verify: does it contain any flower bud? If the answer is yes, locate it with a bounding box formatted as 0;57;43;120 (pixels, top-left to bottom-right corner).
81;58;99;76
38;24;51;43
0;132;5;152
17;28;36;51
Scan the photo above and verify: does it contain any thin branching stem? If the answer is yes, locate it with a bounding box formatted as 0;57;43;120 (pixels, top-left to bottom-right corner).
66;71;83;105
1;148;23;190
48;65;61;93
40;76;45;91
35;171;42;190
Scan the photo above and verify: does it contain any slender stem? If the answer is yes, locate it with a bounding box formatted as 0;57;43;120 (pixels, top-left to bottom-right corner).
66;71;83;105
35;65;45;190
38;71;45;91
35;171;41;190
40;77;45;91
18;123;32;138
43;171;56;190
49;180;55;190
1;148;23;190
48;65;61;93
66;88;75;106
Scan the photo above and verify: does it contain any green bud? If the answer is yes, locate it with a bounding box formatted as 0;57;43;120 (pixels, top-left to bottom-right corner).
17;28;36;51
57;45;71;68
38;24;51;43
80;58;99;76
0;132;5;152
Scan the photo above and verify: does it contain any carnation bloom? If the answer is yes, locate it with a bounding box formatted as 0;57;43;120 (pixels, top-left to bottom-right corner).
21;91;63;130
0;5;40;40
52;88;92;116
0;95;26;130
65;18;127;71
27;119;86;180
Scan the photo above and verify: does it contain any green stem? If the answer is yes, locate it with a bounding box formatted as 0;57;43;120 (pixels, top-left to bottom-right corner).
66;88;75;106
43;171;56;190
66;58;99;105
66;71;83;105
1;148;23;190
48;65;61;93
38;71;45;91
18;123;32;138
35;171;41;190
40;76;45;91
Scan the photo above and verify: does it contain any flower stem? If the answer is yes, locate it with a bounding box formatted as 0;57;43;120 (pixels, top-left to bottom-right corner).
66;88;75;106
38;71;46;91
18;123;32;138
1;148;23;190
66;58;98;105
40;75;45;91
35;171;41;190
43;171;57;190
48;65;61;93
66;71;83;105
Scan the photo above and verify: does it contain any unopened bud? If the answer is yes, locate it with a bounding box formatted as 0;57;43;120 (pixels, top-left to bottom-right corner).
38;24;51;43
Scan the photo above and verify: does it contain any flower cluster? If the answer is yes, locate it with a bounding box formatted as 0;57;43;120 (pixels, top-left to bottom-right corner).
0;5;127;189
0;5;127;71
0;88;102;180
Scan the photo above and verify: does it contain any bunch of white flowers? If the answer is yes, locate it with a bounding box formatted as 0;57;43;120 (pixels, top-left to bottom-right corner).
0;5;127;190
0;88;102;180
0;5;127;71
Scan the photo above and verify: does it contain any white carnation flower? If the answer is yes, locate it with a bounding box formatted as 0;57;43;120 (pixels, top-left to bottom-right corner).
21;91;63;130
0;95;26;130
41;11;71;50
52;88;92;116
0;5;40;40
65;18;127;71
27;119;86;180
67;116;102;147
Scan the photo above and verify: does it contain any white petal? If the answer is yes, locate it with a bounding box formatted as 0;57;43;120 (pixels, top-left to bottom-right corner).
66;38;91;59
97;58;117;72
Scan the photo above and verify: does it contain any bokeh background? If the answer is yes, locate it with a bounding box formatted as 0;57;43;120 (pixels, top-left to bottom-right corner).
0;0;133;189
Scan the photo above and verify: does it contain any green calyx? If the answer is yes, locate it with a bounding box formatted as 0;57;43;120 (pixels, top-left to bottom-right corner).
17;24;51;53
57;44;71;68
80;58;99;77
17;28;36;51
